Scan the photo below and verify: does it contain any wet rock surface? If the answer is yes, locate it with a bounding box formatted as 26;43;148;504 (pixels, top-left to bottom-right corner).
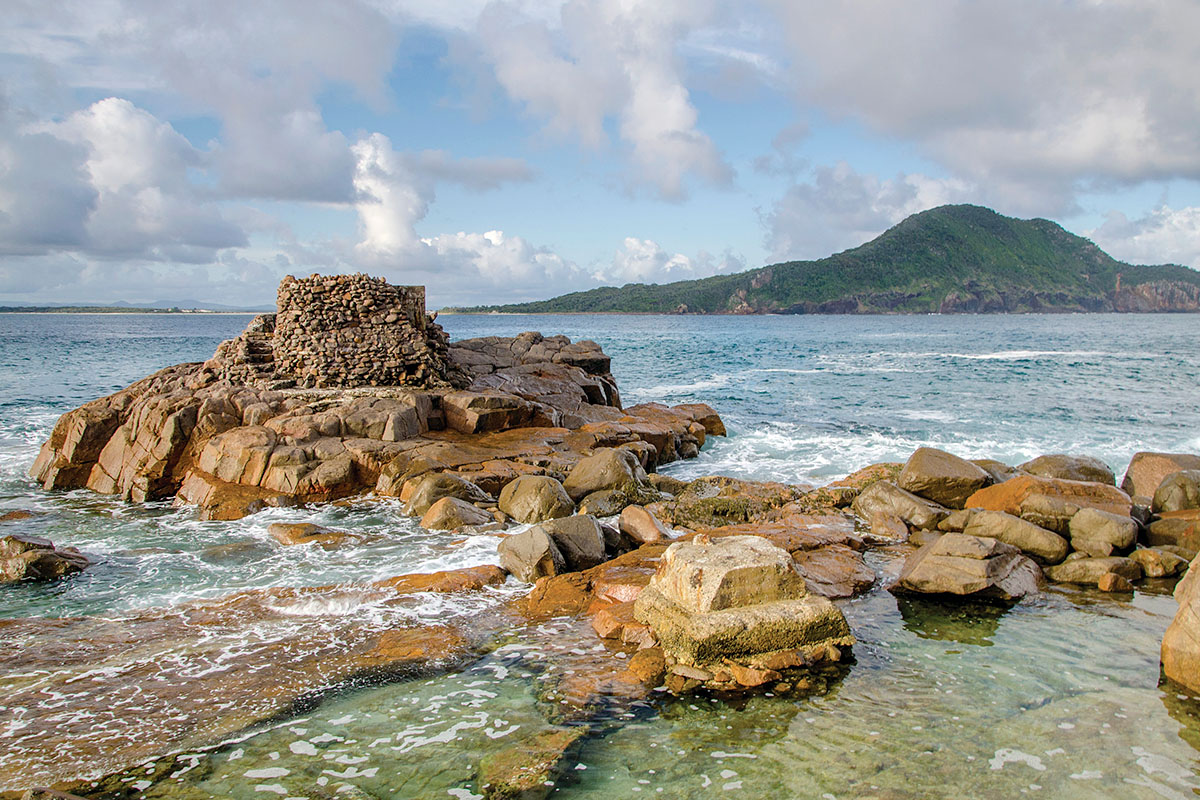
0;534;89;583
892;533;1042;601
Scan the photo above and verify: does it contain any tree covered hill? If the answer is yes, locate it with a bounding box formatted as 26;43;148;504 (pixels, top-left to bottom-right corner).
451;205;1200;314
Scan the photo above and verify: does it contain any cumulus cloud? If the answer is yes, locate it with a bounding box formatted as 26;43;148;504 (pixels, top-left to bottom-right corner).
1089;206;1200;269
765;162;974;260
0;96;245;265
471;0;733;200
766;0;1200;211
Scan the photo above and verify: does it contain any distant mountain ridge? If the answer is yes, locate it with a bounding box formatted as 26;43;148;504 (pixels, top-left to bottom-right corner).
452;205;1200;314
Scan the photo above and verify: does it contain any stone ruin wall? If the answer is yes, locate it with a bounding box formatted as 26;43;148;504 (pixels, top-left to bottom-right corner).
271;274;463;389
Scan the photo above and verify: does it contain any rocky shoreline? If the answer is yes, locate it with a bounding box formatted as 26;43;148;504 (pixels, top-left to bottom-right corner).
4;275;1199;799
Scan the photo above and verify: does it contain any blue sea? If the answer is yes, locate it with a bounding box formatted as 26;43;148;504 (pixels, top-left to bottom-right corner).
1;311;1199;798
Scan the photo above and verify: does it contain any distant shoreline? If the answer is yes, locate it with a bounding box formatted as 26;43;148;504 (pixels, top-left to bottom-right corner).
0;309;264;315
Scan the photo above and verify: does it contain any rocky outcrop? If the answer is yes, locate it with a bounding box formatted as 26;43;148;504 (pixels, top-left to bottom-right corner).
851;480;949;530
1112;279;1200;312
31;276;723;522
633;535;853;689
1162;553;1200;693
892;533;1041;601
0;534;89;582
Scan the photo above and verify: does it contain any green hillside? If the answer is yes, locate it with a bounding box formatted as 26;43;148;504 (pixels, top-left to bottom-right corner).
454;205;1200;314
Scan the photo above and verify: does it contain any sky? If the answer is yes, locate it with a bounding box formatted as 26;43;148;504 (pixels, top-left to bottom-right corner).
2;0;1200;309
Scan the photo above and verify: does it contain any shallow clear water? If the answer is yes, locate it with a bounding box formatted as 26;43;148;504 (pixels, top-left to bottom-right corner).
1;312;1198;798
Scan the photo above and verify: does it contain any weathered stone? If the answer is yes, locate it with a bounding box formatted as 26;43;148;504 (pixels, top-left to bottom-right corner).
266;522;364;549
562;447;647;502
1044;556;1143;585
1162;554;1200;693
1097;572;1134;592
1153;470;1200;513
1147;510;1200;555
633;535;853;672
971;459;1024;484
625;647;667;687
898;447;990;508
1128;547;1189;578
852;480;949;530
870;511;909;542
419;496;493;530
0;534;89;583
534;515;608;571
442;390;534;434
1019;453;1116;485
1068;507;1137;556
592;601;638;639
892;533;1041;600
791;543;876;598
498;527;566;582
619;504;671;545
478;727;586;800
937;508;976;532
174;469;295;521
965;475;1132;534
1122;452;1200;500
372;564;507;594
577;489;628;517
647;476;801;529
650;535;807;614
963;509;1069;564
405;472;492;516
498;475;574;523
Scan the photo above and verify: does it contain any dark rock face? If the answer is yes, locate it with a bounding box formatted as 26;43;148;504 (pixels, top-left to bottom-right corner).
0;534;89;582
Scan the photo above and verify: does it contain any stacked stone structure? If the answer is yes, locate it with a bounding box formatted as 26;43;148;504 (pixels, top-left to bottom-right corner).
273;274;461;388
205;274;465;389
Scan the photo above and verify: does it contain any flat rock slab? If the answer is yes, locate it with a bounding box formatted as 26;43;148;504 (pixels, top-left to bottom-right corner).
634;585;853;669
649;534;808;614
0;581;488;793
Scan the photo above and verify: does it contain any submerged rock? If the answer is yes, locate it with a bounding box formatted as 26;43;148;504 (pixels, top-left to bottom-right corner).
477;726;586;800
633;535;853;685
266;522;365;549
1162;553;1200;693
892;532;1041;601
0;534;89;583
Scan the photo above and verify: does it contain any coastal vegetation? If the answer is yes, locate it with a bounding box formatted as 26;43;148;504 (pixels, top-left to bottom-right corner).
453;204;1200;314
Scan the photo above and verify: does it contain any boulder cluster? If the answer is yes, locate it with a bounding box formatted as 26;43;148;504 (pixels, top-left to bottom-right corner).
853;448;1195;595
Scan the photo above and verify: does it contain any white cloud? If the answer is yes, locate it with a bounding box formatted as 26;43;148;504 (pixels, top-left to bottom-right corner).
766;162;973;260
1089;206;1200;269
471;0;733;200
766;0;1200;212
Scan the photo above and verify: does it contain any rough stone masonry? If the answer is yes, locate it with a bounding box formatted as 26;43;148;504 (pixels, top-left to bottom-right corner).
207;273;466;389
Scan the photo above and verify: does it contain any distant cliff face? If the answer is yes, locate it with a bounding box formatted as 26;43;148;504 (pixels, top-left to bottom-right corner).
1112;280;1200;313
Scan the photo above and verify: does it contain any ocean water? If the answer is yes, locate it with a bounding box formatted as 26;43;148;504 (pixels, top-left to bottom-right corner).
1;311;1199;798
